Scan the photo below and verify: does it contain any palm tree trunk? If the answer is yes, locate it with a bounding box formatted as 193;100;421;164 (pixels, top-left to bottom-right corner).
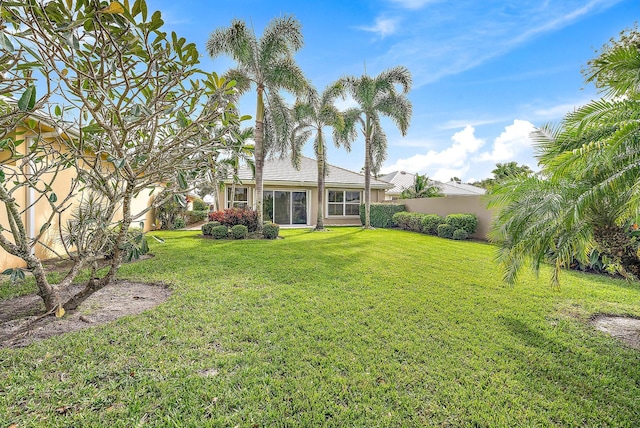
363;117;372;229
254;85;265;232
316;147;325;230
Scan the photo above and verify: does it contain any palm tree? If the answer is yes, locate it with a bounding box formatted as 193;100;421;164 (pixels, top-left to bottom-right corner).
290;83;354;230
400;174;443;199
338;66;412;228
207;16;308;230
488;26;640;284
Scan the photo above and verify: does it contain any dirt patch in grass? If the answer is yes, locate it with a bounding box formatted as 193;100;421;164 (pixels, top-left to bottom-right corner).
0;280;171;348
590;314;640;350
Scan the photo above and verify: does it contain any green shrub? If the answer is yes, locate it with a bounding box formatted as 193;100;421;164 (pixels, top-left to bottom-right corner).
231;224;248;239
359;203;406;228
173;218;186;229
445;214;478;234
437;223;455;239
212;225;229;240
263;222;280;239
452;228;468;240
420;214;445;235
392;212;425;232
184;210;208;225
209;208;259;232
201;222;219;236
192;197;207;211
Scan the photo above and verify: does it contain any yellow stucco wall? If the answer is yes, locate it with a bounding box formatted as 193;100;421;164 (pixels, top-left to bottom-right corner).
0;121;155;270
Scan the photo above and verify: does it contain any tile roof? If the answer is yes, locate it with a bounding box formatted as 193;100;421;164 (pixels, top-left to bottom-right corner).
379;171;486;196
230;156;393;189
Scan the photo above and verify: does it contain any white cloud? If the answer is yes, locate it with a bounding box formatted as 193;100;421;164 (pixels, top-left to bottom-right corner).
382;125;484;178
357;17;400;38
479;119;536;162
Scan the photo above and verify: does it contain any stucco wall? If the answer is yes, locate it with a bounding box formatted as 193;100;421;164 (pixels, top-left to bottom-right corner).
223;184;387;227
402;195;493;240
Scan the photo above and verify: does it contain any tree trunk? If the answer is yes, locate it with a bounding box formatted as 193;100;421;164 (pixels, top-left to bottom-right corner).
254;85;265;232
315;144;325;230
363;116;372;229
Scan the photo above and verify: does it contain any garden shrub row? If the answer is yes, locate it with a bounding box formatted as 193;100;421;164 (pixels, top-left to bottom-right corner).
359;203;406;228
392;211;477;240
208;208;259;232
201;221;279;240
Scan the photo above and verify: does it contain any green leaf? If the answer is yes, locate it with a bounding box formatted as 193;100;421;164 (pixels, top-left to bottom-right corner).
1;268;13;275
17;86;36;111
54;105;62;116
177;172;188;190
49;193;58;203
0;33;14;52
0;170;4;183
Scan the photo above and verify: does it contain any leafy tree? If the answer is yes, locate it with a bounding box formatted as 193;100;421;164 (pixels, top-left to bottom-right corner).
400;174;443;199
290;83;354;230
472;162;533;189
207;16;309;231
338;66;413;228
1;0;238;313
489;26;640;284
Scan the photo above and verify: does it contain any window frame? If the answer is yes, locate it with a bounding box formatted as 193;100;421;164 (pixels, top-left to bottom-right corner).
226;186;249;209
326;189;361;217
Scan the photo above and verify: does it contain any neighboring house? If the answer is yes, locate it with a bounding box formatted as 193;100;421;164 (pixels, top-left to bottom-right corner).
380;171;485;200
0;115;154;269
221;156;392;226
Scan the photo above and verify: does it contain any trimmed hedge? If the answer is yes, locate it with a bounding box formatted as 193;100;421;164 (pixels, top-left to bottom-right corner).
421;214;445;235
201;222;219;236
445;214;478;235
184;210;208;225
452;228;469;240
173;218;186;229
211;225;229;240
192;198;207;211
231;224;248;239
209;208;259;232
263;222;280;239
360;203;405;228
437;223;455;239
392;212;424;232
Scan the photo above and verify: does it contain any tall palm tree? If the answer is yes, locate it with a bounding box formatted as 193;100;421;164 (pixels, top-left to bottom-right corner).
400;174;443;199
207;16;308;230
290;83;355;230
338;66;412;228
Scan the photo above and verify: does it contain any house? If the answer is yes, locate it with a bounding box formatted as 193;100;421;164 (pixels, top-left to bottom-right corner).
0;114;155;269
379;171;485;200
221;156;392;226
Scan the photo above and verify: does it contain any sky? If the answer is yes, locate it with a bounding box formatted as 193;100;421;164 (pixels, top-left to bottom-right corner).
150;0;637;182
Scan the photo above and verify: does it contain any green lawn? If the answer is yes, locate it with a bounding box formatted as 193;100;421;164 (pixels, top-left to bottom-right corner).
1;227;640;427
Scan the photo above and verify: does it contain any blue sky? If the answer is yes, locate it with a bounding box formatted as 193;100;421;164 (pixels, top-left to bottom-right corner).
151;0;637;182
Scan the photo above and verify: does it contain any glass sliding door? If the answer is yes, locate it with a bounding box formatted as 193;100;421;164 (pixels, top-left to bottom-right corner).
263;190;308;225
263;191;274;222
274;191;291;224
292;191;307;224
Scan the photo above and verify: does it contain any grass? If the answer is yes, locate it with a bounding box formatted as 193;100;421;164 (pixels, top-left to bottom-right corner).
1;227;640;426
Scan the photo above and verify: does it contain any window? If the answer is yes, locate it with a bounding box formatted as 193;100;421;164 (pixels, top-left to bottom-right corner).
327;190;361;216
226;187;248;209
